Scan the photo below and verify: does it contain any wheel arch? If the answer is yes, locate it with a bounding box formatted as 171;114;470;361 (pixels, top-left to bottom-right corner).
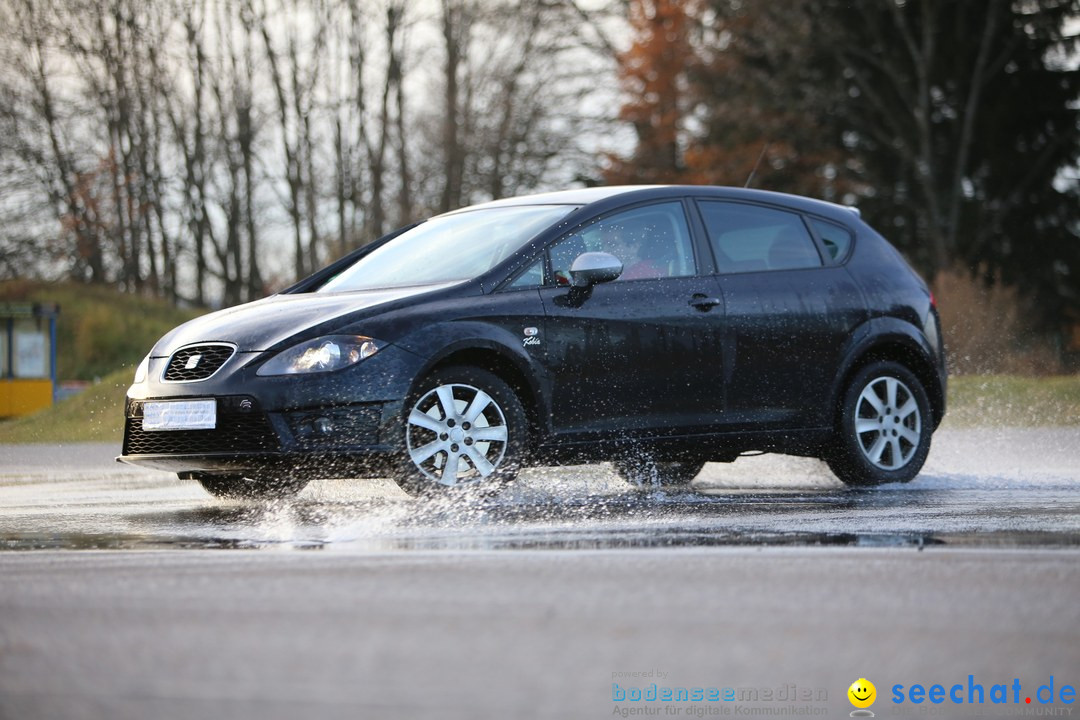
832;321;946;430
412;333;551;445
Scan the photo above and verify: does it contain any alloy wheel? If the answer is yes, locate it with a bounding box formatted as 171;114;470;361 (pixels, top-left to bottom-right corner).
853;376;922;471
405;382;510;485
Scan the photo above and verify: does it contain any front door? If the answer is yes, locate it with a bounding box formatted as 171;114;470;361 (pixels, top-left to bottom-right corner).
537;201;726;440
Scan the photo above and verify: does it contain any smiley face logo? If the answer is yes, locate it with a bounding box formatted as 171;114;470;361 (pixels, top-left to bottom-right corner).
848;678;877;709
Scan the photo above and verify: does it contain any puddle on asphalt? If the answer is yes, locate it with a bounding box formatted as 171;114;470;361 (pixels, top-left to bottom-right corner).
2;473;1079;552
4;444;1080;552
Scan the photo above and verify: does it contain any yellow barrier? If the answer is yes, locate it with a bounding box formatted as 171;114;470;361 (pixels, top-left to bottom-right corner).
0;380;54;417
1;302;59;418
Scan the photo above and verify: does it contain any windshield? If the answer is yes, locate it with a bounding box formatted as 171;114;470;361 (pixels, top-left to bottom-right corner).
319;204;576;292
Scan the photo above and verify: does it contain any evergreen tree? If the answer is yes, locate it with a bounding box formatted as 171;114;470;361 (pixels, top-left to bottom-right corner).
606;0;1080;331
684;1;854;200
804;0;1080;328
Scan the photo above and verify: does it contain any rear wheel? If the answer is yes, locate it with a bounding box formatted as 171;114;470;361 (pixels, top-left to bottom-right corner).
395;366;527;497
614;456;706;488
195;475;309;500
827;360;932;486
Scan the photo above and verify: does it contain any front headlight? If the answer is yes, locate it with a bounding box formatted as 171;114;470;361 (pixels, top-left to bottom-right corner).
133;354;150;384
256;335;383;376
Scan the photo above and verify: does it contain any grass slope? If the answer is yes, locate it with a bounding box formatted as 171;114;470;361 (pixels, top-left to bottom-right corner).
0;280;201;381
945;375;1080;427
0;367;131;443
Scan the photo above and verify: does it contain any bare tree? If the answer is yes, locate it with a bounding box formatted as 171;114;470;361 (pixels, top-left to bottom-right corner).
1;0;107;282
0;0;614;301
439;0;469;212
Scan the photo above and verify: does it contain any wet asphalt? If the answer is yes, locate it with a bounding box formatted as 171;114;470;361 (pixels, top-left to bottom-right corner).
1;428;1078;719
1;427;1079;551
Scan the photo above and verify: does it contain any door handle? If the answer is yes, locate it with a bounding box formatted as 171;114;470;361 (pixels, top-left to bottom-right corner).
689;294;722;311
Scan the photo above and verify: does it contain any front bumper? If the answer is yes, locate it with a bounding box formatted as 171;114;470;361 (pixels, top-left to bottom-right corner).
118;342;424;478
118;396;402;477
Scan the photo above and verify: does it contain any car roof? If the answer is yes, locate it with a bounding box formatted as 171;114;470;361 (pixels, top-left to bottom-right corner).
453;185;861;225
451;185;665;209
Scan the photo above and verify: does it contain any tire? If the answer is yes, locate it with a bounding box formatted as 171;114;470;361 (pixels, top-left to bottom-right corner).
195;475;309;500
614;456;706;488
395;366;527;497
827;360;932;486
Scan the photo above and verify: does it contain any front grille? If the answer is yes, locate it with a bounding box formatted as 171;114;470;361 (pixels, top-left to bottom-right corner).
123;413;279;456
163;344;235;382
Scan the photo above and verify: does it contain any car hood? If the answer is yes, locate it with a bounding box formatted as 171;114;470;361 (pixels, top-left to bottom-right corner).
152;284;454;355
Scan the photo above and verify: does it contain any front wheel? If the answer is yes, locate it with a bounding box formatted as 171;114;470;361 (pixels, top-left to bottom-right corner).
827;361;932;486
195;475;309;500
395;366;527;497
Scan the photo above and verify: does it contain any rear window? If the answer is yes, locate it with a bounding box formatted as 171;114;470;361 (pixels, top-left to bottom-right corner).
697;201;822;274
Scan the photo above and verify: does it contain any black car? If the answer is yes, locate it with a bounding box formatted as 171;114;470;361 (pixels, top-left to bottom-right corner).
119;185;947;498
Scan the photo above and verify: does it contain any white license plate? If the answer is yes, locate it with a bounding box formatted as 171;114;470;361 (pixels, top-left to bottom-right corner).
143;400;217;431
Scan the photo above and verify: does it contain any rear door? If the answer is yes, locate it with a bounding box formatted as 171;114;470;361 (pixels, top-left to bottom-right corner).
693;200;868;429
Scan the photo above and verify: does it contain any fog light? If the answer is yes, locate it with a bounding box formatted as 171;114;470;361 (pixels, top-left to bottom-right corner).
313;417;334;435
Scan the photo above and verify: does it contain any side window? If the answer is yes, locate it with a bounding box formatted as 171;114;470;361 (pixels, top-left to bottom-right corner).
809;217;853;262
548;202;696;284
698;201;822;273
507;258;545;289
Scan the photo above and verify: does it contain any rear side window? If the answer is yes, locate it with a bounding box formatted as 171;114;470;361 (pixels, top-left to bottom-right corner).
808;217;854;261
697;201;822;274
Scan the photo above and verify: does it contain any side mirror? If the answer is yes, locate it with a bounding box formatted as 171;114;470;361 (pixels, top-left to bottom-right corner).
569;252;623;288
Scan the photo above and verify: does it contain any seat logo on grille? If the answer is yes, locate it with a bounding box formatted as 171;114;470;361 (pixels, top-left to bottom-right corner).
184;354;203;370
